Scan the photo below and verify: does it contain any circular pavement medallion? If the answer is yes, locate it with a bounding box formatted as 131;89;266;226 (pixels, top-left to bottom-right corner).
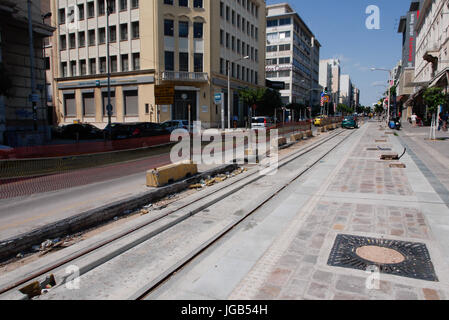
356;245;405;264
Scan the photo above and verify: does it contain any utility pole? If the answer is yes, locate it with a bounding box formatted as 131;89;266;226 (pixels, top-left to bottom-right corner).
27;0;38;131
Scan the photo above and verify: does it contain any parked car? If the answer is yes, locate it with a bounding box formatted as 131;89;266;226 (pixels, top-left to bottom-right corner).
56;124;103;140
104;122;171;140
135;122;171;137
161;120;192;132
251;117;275;129
0;145;14;159
342;116;359;129
313;115;328;127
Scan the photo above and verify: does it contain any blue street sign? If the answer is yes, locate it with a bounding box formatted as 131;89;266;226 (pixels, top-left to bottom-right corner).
214;93;223;104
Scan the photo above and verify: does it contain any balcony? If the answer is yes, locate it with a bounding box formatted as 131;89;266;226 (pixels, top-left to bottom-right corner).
423;43;439;63
160;71;209;82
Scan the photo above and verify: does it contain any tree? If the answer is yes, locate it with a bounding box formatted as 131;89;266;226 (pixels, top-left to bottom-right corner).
423;87;448;139
238;87;283;117
337;104;353;115
423;87;447;115
285;103;307;121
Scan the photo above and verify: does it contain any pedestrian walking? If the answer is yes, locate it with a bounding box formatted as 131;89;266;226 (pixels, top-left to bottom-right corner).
411;113;417;127
443;112;449;132
438;113;443;131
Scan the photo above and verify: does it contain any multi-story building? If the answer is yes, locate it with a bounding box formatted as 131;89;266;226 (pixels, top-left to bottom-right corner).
397;2;420;121
410;0;449;119
50;0;266;129
339;74;352;107
265;3;320;108
0;0;54;146
319;58;340;107
352;86;360;110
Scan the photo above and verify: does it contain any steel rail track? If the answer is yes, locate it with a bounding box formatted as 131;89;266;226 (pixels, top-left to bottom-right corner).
0;128;349;299
134;128;356;300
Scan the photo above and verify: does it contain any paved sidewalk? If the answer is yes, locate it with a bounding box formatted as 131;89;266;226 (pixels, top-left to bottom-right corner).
228;121;449;300
152;121;449;300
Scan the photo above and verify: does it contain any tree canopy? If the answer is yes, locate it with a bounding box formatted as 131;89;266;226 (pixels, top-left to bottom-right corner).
423;87;448;114
239;87;283;116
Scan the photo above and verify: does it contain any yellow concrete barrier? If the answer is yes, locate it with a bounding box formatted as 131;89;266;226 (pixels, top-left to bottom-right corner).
146;161;198;187
277;137;288;147
290;133;303;142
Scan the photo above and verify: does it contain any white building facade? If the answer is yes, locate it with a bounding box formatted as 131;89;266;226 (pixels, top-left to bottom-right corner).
265;3;320;107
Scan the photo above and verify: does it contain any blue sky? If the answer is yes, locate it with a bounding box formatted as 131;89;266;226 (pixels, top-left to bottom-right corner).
266;0;411;106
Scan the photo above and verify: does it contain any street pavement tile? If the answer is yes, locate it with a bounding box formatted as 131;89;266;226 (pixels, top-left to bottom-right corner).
395;290;419;300
305;282;329;300
328;159;414;196
253;284;282;300
422;288;440;300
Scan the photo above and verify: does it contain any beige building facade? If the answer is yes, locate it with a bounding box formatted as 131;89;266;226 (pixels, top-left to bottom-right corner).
50;0;266;129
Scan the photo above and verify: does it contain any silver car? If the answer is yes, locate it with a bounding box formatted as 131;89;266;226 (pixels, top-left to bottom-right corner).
251;117;275;129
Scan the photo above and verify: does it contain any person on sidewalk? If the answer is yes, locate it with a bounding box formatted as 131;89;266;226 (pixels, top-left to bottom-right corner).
438;113;443;131
411;113;417;127
443;112;449;132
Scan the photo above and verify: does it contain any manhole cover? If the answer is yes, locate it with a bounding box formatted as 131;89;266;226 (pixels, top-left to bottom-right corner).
327;234;438;281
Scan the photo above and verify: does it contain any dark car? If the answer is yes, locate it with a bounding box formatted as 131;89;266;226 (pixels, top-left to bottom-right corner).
342;116;359;129
57;124;103;140
136;122;171;137
104;122;170;140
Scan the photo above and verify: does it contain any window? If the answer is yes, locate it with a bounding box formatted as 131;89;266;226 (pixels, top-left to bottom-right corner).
179;21;189;38
45;57;51;70
120;23;128;41
132;22;139;39
131;0;139;9
78;4;85;20
179;52;189;72
69;33;76;49
164;19;174;36
88;30;96;46
132;53;140;70
193;22;203;38
83;92;95;116
124;90;138;116
99;28;106;44
70;61;77;76
64;93;76;116
60;35;67;50
193;0;203;8
110;56;118;73
99;57;107;73
194;53;203;72
87;2;95;18
220;29;224;45
165;51;174;71
120;0;127;11
179;0;188;7
89;58;97;74
267;19;278;27
59;8;65;24
220;2;224;17
98;0;105;15
164;0;174;4
109;26;117;42
78;31;86;47
220;58;224;74
121;54;129;72
279;18;291;25
61;62;68;77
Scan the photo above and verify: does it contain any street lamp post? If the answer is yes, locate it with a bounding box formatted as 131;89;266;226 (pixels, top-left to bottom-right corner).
371;68;392;125
106;2;113;137
228;56;249;129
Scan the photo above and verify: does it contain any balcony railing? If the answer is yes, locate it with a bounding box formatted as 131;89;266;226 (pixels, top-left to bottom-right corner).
161;71;209;82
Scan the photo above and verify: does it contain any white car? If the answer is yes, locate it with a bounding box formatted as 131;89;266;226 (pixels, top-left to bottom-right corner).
251;117;275;129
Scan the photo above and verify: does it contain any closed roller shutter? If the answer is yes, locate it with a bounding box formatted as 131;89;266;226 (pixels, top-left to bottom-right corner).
64;93;76;116
124;90;138;116
83;92;96;116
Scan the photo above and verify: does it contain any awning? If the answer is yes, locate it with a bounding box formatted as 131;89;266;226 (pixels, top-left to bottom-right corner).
429;68;449;88
396;95;408;103
404;89;425;107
